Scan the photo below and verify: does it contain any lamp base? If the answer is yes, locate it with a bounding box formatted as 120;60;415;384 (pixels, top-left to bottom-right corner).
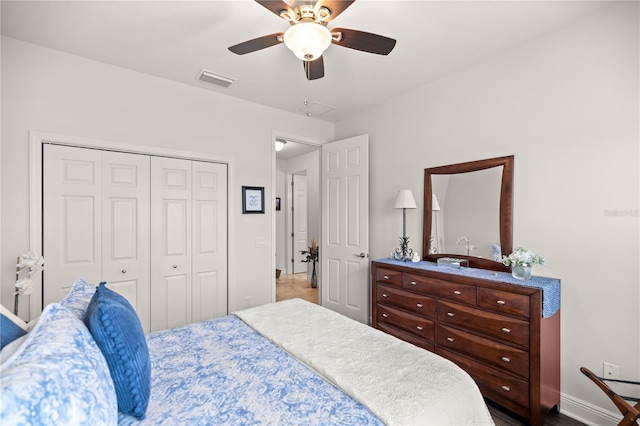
394;237;414;262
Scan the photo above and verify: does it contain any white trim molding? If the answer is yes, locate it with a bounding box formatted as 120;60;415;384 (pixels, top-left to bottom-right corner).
559;392;622;426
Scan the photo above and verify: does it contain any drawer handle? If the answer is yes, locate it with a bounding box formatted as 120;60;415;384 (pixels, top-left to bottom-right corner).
447;312;455;317
382;313;388;318
501;327;511;333
501;386;511;392
501;356;511;363
383;275;390;279
446;337;454;342
382;293;388;298
416;303;423;308
121;269;127;274
173;265;178;269
496;300;506;305
410;281;417;286
416;326;424;331
453;290;462;295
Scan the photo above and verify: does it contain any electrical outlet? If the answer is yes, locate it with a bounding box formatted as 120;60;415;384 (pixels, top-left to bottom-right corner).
603;362;619;380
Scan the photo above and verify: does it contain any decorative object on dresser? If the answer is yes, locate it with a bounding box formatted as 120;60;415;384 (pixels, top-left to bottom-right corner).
371;259;560;426
394;189;417;262
424;155;514;272
502;246;546;280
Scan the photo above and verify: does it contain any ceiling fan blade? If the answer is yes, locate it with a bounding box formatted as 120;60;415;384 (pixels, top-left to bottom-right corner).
331;28;396;55
255;0;294;19
315;0;356;22
228;33;284;55
303;56;325;80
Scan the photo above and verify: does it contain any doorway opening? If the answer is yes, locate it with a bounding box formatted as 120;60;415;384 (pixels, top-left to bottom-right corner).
274;137;320;305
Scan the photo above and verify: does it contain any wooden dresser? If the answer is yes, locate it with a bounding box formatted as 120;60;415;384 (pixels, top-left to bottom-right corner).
371;259;560;426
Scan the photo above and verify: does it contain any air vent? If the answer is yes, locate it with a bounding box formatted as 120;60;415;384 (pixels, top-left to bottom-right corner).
197;70;235;88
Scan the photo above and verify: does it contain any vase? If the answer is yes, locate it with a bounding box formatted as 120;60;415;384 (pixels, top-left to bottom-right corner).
310;263;317;288
511;263;532;280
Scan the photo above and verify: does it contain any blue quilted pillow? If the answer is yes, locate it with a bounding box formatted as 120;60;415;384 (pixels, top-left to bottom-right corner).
0;304;28;350
1;303;117;425
85;282;151;419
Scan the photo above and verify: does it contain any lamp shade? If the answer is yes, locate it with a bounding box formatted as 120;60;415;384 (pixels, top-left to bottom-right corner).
394;190;417;209
283;22;332;61
431;194;441;211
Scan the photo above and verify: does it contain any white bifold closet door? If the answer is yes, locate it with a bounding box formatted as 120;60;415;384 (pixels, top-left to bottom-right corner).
43;145;151;329
43;144;227;333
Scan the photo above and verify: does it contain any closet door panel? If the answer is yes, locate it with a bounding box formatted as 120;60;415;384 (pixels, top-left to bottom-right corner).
102;151;151;332
192;161;228;322
151;157;192;332
43;145;102;305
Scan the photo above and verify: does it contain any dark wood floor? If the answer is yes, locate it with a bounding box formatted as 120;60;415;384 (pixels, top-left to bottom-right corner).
276;274;585;426
487;401;586;426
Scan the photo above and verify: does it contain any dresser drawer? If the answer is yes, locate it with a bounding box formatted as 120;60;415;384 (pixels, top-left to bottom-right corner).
438;347;530;413
376;268;402;287
377;284;436;319
478;288;530;319
377;304;435;342
438;301;530;349
437;324;529;378
377;323;435;352
403;273;476;305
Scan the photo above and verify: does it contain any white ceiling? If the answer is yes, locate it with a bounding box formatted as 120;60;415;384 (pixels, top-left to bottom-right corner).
2;0;609;124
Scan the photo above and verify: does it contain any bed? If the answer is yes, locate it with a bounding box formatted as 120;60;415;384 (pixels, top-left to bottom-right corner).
1;279;494;425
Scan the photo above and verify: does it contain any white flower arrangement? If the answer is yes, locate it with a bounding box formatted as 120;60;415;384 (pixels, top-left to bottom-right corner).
456;236;476;256
14;251;45;315
501;246;545;267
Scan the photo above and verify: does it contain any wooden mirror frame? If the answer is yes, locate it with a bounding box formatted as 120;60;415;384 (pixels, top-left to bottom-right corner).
422;155;514;272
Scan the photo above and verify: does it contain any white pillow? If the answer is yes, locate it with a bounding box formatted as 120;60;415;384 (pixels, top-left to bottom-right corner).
1;303;117;425
59;278;97;320
0;335;27;365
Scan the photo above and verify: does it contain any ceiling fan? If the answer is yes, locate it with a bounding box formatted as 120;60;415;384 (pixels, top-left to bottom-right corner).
228;0;396;80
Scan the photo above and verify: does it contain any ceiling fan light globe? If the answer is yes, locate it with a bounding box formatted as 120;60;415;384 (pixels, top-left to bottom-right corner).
283;22;331;61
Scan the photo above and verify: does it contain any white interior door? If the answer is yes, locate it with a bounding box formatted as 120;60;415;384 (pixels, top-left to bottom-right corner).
191;161;228;321
150;157;192;332
43;144;102;304
321;134;370;324
292;173;308;274
101;151;151;331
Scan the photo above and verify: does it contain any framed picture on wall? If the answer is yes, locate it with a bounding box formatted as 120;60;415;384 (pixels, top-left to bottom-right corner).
242;186;265;214
275;197;281;211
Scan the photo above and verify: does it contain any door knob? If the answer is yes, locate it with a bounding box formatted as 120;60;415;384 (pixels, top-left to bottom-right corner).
354;252;367;258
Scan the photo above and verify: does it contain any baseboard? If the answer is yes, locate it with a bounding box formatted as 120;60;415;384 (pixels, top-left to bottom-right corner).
559;392;622;425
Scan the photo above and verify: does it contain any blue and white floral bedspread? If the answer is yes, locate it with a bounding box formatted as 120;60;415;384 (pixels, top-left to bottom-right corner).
118;315;382;425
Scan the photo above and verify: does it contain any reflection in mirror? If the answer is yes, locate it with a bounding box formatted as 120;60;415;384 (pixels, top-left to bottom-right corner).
423;156;514;272
431;167;502;260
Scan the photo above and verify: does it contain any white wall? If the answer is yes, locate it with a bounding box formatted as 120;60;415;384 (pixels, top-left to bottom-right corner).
335;3;639;424
1;37;334;317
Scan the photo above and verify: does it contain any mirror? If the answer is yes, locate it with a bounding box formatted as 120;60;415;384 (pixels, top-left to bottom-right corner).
422;156;514;272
